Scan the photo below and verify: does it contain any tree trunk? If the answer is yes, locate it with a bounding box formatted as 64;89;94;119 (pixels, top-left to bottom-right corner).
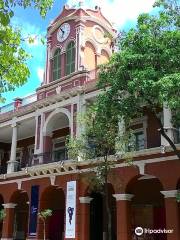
152;111;180;159
43;220;46;240
104;154;112;240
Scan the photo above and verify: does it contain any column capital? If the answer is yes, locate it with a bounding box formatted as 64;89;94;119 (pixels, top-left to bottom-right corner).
2;203;17;209
79;196;93;204
160;190;178;198
113;194;134;201
11;122;17;128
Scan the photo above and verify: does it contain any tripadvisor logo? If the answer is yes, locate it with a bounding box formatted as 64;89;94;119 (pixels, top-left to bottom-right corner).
135;227;174;235
135;227;143;236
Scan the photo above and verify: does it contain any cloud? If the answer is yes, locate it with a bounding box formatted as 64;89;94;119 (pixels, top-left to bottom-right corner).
66;0;155;28
37;67;44;82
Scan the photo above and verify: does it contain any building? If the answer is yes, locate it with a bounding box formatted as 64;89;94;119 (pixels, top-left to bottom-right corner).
0;3;180;240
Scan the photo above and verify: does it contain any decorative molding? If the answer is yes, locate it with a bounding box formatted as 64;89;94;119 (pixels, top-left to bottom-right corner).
1;238;13;240
113;194;134;201
50;175;56;185
138;174;156;180
136;162;145;175
16;180;22;190
2;203;17;209
160;190;178;198
79;196;93;204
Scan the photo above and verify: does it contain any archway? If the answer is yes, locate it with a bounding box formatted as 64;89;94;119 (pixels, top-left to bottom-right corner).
42;108;71;163
90;184;116;240
40;186;65;240
127;177;166;240
10;190;29;240
0;194;4;238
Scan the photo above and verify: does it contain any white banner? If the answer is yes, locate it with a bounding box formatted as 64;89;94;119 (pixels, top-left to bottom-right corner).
65;181;76;238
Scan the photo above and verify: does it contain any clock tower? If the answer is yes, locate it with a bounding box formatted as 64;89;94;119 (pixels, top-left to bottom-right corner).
40;4;116;88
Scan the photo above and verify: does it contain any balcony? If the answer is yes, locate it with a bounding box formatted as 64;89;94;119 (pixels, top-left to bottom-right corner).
0;94;37;115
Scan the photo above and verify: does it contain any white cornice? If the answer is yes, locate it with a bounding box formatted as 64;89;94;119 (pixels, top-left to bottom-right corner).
113;194;134;201
2;203;17;209
79;196;93;203
160;190;178;198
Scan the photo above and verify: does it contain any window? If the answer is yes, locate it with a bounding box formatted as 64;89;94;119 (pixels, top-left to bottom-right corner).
52;49;61;81
53;137;68;161
134;131;145;150
66;41;75;75
174;126;180;144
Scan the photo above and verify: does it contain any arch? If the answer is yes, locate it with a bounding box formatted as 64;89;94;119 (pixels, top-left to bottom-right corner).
38;186;65;240
97;49;110;66
63;37;76;51
127;177;167;240
89;183;116;240
10;190;29;240
65;41;76;75
43;108;71;136
50;46;63;59
84;41;96;71
83;38;99;53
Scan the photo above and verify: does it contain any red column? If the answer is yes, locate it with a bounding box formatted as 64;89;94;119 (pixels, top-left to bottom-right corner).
2;203;17;239
161;190;180;240
78;197;93;240
113;194;134;240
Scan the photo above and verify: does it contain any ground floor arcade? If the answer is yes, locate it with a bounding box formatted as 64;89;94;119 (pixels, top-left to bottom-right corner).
0;156;179;240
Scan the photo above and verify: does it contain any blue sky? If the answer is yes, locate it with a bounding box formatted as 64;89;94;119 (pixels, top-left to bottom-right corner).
1;0;156;107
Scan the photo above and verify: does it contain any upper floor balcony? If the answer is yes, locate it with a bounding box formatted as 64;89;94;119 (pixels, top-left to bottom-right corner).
0;69;98;122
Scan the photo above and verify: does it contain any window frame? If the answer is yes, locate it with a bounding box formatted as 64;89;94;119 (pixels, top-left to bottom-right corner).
52;49;61;81
66;41;75;75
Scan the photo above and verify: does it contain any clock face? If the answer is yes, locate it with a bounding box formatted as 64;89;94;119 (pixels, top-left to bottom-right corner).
57;23;70;42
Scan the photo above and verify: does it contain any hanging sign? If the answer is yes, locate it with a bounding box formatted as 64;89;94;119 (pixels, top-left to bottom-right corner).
29;185;39;236
65;181;76;238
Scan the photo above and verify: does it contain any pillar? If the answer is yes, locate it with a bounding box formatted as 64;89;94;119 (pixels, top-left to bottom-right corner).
79;197;93;240
7;123;18;173
1;203;17;240
113;194;134;240
161;104;174;146
161;190;180;240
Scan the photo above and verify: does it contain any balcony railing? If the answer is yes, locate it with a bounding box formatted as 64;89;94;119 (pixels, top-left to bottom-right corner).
26;149;68;168
0;93;37;115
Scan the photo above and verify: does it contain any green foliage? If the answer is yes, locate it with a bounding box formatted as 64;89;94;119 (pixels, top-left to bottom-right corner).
0;209;6;221
0;0;54;101
176;190;180;203
98;0;180;137
38;209;52;220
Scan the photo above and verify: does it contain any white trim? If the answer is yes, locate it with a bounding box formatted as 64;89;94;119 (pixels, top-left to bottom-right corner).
1;238;13;240
0;152;179;184
2;203;17;209
83;38;99;53
113;194;134;201
160;190;178;198
79;196;93;204
43;107;71;136
50;175;56;185
138;174;156;180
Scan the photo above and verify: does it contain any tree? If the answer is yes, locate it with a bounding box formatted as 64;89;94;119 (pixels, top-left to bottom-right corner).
0;209;6;222
67;104;134;240
0;0;54;102
97;0;180;158
38;209;52;240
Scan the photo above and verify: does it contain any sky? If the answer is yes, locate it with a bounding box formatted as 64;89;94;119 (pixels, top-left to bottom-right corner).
1;0;156;107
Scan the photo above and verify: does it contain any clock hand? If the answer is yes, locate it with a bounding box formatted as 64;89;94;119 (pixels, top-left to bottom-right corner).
60;27;65;37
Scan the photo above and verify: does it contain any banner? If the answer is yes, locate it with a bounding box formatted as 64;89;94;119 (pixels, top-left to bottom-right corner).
29;185;39;236
65;181;76;238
